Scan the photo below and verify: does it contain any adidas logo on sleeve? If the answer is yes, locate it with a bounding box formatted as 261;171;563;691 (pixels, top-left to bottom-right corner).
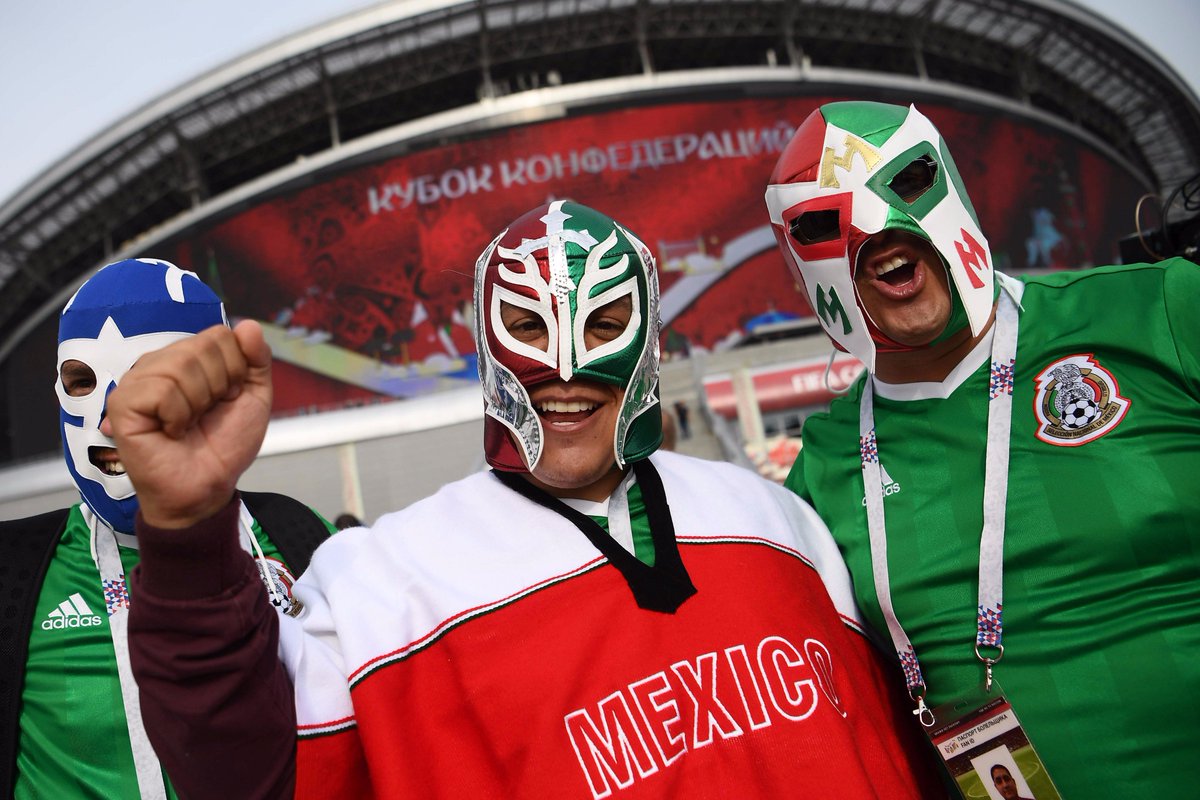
42;592;104;630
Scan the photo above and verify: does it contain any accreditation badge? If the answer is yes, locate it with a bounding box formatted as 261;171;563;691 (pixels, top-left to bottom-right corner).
926;683;1062;800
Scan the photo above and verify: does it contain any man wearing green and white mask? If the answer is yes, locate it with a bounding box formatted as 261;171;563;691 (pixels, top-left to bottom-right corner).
767;100;1200;799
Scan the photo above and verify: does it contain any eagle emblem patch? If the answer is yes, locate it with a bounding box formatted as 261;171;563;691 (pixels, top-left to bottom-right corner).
1033;354;1129;446
256;557;303;616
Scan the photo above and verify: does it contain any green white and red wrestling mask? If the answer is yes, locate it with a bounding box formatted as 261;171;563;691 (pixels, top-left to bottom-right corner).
765;101;994;372
474;200;662;473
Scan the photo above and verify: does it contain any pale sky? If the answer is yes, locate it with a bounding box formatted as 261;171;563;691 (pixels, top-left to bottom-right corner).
1;0;1197;205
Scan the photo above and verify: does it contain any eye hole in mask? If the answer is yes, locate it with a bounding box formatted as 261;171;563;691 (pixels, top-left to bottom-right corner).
888;155;939;203
60;359;98;398
789;209;841;245
500;301;550;347
583;296;632;345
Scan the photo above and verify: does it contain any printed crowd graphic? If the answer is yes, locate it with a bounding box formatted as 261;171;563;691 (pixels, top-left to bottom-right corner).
156;97;1144;416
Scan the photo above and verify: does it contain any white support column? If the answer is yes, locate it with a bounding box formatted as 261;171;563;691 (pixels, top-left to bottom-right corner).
338;442;365;522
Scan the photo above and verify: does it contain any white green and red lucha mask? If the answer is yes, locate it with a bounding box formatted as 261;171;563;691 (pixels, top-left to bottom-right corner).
474;200;662;473
56;258;227;533
764;101;994;372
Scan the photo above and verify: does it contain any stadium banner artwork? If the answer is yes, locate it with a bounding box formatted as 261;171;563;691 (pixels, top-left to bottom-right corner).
158;96;1146;416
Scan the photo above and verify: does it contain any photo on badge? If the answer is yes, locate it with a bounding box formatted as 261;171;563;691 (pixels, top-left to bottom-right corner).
927;686;1061;800
970;745;1039;800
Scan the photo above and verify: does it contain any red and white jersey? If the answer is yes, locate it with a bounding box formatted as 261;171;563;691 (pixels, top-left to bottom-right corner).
280;451;936;799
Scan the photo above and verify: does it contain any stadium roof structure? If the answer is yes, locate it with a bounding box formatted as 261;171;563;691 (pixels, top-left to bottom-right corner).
2;0;1198;363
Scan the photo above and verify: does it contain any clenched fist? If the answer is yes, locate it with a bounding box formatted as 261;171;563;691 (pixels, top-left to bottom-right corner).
102;320;273;529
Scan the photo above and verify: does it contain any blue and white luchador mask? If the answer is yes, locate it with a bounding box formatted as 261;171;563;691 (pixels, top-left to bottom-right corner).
55;258;227;533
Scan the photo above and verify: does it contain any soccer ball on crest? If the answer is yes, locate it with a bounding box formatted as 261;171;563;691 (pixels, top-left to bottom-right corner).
1060;398;1100;429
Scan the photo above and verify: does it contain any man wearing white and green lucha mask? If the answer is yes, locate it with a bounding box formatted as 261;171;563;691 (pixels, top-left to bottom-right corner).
768;101;1200;800
114;200;943;798
765;101;995;377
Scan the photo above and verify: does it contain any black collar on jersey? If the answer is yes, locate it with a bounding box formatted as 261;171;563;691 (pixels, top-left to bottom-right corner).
491;458;697;613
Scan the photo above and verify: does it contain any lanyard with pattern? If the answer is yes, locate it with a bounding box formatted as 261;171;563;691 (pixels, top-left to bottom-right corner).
858;285;1019;726
86;501;277;797
85;505;166;800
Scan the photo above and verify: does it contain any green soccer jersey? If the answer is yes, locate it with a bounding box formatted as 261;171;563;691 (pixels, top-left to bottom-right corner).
787;260;1200;799
15;504;298;799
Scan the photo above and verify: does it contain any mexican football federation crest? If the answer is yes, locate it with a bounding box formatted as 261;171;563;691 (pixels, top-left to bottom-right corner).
1033;354;1130;446
256;557;303;616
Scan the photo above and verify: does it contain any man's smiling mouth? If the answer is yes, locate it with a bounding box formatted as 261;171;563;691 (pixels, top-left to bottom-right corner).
538;400;597;414
537;399;599;427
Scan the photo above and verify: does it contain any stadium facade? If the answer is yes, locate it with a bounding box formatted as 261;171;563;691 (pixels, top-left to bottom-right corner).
2;0;1198;519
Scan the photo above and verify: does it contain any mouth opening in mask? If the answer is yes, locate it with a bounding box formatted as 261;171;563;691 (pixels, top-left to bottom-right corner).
89;445;126;477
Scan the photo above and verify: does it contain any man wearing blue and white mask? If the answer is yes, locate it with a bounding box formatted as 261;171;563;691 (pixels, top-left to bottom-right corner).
1;258;332;799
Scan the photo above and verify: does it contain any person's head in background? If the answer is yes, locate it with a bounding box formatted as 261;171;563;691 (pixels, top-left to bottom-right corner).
334;513;363;530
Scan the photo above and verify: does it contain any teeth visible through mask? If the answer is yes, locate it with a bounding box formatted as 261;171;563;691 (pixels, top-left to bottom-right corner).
88;447;126;477
538;400;597;414
876;256;910;276
95;459;126;477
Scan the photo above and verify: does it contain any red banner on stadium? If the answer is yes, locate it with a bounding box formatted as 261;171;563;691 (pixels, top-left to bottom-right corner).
160;96;1144;416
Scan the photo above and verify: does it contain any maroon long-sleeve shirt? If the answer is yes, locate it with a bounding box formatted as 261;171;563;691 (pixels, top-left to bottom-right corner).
128;496;296;800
